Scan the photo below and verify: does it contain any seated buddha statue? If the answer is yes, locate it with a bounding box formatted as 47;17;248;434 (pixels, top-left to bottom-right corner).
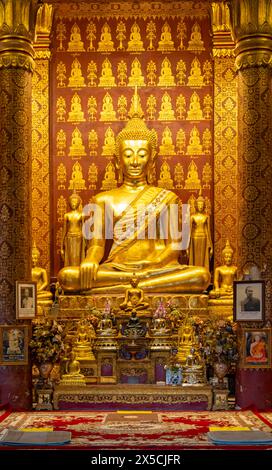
96;311;116;336
32;242;53;308
58;88;210;294
73;319;96;360
60;350;86;386
120;276;149;312
209;240;237;303
122;310;147;337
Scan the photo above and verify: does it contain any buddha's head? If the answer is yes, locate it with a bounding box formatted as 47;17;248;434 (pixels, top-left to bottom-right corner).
115;88;158;184
32;242;40;267
69;192;81;210
222;240;233;266
195;195;205;213
130;276;139;288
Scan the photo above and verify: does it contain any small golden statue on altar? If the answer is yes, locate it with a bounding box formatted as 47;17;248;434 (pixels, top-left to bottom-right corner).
182;347;206;385
98;23;115;52
61;192;85;267
67;23;85;52
73;319;96;360
68;93;85;122
188;191;213;271
158;22;175;51
120;276;149;312
122;310;147;337
60;350;86;386
176;317;196;364
32;242;53;309
58;87;210;293
127;22;144;52
209;240;237;304
96;300;116;336
151;300;170;335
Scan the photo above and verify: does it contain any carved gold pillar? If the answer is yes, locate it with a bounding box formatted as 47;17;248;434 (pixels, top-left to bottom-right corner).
0;0;39;409
228;0;272;316
32;4;53;274
211;2;238;268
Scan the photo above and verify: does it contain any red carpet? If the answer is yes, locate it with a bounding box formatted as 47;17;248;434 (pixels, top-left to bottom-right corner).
0;409;272;449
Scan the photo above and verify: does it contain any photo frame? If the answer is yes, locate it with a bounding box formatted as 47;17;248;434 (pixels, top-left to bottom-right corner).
233;280;265;322
241;328;271;368
16;281;37;320
0;325;29;365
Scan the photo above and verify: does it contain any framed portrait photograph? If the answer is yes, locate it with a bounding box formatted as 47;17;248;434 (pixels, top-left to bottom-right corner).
242;328;271;368
0;325;29;365
233;280;265;321
16;281;37;320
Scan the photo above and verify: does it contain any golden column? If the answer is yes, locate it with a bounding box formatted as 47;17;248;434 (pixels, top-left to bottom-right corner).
0;0;40;409
210;2;238;267
228;0;272;316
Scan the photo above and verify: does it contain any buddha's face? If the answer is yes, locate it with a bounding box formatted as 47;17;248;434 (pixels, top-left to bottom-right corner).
70;196;80;210
32;253;39;267
196;199;204;212
120;139;151;179
223;252;233;266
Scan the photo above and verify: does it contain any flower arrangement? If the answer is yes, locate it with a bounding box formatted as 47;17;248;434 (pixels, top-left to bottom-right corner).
30;319;65;365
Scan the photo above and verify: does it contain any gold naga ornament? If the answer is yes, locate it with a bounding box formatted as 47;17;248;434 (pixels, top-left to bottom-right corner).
174;163;184;189
57;163;67;190
127;22;144;52
176;94;186;120
117;95;128;120
146;20;156;50
177;19;187;50
158;22;175;51
67;23;85;52
97;22;115;52
147;60;157;86
57;196;67;223
117;60;127;86
87;61;97;86
69;128;86;158
116;20;126;51
68;93;86;123
58;87;210;294
203;129;212;154
88;163;98;190
87;96;97;121
99;58;116;87
69;162;86;191
146;94;157;120
176;59;187;85
202;162;212;188
203;94;213;119
158;58;176;87
56;20;66;52
68;58;86;88
176;129;186;154
86;21;96;52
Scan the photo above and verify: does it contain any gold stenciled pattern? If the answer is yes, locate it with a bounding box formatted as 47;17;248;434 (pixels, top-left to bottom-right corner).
51;12;213;276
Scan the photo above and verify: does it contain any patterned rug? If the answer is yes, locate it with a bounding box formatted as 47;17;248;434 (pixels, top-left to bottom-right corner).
1;410;272;449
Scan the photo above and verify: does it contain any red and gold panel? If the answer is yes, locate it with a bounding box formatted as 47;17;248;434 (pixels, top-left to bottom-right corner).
50;1;213;276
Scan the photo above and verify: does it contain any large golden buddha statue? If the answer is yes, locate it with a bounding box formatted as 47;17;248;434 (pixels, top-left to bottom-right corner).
58;89;210;294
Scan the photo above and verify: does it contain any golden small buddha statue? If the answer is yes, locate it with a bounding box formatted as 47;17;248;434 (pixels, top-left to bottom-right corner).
158;161;174;189
187;92;203;121
127;22;144;52
99;58;116;87
101;162;117;190
60;350;86;386
96;310;116;336
158;58;175;87
98;23;115;52
58;87;210;294
158;22;175;51
176;318;195;364
32;242;53;308
120;276;149;312
69;162;87;190
102;127;115;156
68;128;86;157
184;161;201;190
188;191;213;271
68;58;86;88
158;93;175;121
187;22;205;53
128;58;145;87
159;127;175;155
67;23;85;52
68;93;85;122
186;126;203;155
187;57;204;87
209;240;237;303
100;93;117;121
61;192;85;267
73;319;96;360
